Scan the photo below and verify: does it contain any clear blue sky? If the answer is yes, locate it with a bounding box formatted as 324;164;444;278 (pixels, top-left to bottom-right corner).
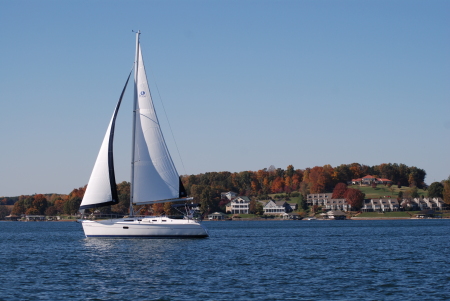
1;0;449;196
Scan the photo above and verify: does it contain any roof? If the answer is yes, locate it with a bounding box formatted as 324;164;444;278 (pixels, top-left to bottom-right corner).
362;175;376;179
274;200;288;206
307;193;332;199
327;210;346;216
208;212;227;216
232;196;251;203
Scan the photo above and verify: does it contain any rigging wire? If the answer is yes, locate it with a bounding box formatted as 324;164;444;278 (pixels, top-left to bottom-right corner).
148;66;188;176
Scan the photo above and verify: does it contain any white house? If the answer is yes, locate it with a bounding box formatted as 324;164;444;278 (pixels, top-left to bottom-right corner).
361;198;400;212
323;198;351;211
307;193;332;206
263;200;293;215
230;196;251;214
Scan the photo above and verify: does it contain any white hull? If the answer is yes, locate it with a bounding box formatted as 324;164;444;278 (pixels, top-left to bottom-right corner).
80;216;208;238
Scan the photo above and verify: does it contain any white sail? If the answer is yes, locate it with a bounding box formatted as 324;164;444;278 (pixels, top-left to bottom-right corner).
80;72;131;210
78;32;208;239
80;113;116;209
132;44;183;205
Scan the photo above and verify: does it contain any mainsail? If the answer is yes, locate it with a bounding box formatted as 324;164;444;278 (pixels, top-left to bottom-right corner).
79;72;131;210
131;42;187;205
80;36;188;211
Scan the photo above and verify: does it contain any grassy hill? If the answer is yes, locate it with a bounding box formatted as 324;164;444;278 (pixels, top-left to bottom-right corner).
348;184;426;199
266;184;426;201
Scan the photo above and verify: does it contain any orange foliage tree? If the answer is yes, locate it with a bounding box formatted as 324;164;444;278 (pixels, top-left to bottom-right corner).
345;188;365;209
332;183;348;199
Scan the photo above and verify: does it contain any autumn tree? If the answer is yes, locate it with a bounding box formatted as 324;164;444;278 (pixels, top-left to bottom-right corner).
0;205;10;219
32;194;48;215
442;178;450;205
409;186;419;198
152;203;164;216
163;202;173;216
428;182;444;198
64;196;82;215
271;177;284;193
345;188;365;210
11;200;26;215
299;194;307;210
45;206;57;216
25;207;40;215
255;202;264;215
332;183;348;199
249;199;257;214
299;182;310;199
112;181;131;214
54;198;65;214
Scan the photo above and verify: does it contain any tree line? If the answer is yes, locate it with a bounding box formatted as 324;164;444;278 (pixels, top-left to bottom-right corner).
1;162;445;218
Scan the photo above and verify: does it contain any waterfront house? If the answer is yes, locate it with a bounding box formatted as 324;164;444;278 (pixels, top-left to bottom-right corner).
326;210;346;220
282;212;302;220
263;200;293;215
307;193;332;206
362;199;400;212
361;199;374;212
401;198;418;210
25;215;46;221
417;197;448;210
230;196;251;214
208;212;228;220
5;215;19;221
412;198;430;210
324;198;351;211
415;210;442;218
288;203;298;211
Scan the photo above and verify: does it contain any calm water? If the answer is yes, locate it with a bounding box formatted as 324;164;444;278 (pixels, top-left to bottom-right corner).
1;220;449;300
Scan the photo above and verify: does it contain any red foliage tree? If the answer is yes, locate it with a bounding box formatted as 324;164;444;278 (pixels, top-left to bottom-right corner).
152;203;164;216
25;207;40;215
332;183;348;199
32;194;48;215
271;177;284;193
345;188;365;210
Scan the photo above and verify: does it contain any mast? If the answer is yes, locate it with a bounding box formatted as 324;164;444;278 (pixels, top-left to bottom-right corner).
129;30;140;216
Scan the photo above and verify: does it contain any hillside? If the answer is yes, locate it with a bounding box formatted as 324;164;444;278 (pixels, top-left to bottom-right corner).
348;184;427;199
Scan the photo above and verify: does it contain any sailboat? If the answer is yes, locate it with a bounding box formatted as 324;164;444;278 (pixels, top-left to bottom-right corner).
78;32;208;238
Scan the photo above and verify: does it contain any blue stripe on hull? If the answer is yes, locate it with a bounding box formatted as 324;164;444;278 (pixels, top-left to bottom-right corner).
86;235;208;238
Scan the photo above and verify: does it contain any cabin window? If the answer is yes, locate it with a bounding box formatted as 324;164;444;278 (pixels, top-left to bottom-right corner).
152;220;157;222
162;220;167;222
123;226;129;229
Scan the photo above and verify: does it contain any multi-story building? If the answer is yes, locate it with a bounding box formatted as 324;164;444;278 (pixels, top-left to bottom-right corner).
307;193;332;206
230;196;251;214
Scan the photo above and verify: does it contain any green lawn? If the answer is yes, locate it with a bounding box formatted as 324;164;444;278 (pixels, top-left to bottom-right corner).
348;185;427;199
355;211;417;218
232;214;259;218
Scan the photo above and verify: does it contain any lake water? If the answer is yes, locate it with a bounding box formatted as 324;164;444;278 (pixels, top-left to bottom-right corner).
1;219;449;300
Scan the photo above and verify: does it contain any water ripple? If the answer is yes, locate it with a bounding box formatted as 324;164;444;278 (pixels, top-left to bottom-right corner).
1;220;450;300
